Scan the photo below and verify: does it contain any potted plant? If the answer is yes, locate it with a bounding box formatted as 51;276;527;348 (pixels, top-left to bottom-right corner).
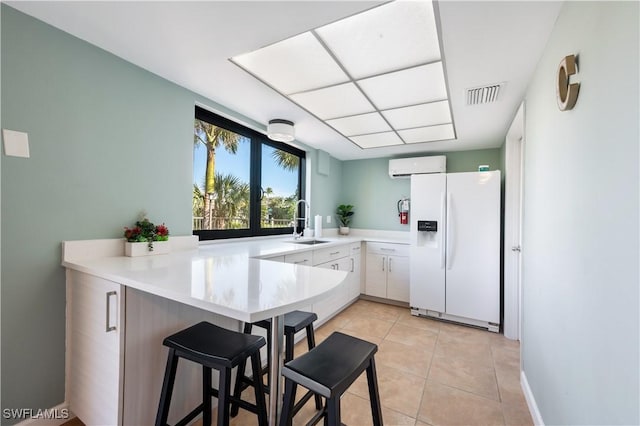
336;204;354;235
123;216;170;256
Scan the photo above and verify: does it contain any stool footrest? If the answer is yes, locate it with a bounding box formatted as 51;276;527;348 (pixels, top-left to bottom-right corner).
174;403;204;426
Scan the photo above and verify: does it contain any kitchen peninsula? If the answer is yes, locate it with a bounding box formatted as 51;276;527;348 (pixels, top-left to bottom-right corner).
61;235;354;425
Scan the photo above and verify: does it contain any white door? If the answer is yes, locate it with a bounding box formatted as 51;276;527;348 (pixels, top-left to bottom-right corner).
504;103;525;340
409;173;446;312
365;253;387;298
445;171;501;324
387;255;410;302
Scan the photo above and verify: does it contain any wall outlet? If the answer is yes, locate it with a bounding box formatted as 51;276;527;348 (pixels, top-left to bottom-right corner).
326;216;331;224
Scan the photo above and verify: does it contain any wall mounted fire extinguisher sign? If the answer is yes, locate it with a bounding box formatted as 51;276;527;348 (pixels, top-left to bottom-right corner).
398;198;410;225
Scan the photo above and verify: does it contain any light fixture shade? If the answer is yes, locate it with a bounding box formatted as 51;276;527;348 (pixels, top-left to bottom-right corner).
267;119;295;142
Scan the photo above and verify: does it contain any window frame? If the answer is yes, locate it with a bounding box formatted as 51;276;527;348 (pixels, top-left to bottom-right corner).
194;106;306;241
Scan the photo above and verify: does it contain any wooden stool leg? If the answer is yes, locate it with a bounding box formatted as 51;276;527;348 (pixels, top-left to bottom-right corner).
230;358;247;416
251;352;269;426
155;348;179;426
279;378;297;426
305;324;323;410
202;366;212;426
366;358;383;426
217;367;232;426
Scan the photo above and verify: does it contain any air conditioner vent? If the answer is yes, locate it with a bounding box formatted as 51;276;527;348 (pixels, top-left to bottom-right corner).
466;83;503;105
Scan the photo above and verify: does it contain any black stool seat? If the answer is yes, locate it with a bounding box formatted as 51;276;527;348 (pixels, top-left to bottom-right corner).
280;332;383;426
155;321;268;426
163;321;265;368
254;310;318;334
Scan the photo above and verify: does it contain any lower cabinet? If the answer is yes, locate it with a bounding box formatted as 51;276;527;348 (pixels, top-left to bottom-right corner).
67;269;125;425
365;242;410;302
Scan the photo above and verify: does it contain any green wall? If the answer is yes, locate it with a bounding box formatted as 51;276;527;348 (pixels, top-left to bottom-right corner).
341;149;502;231
522;2;638;424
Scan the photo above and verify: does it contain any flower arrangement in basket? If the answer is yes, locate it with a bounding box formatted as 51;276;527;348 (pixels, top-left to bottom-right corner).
123;216;169;253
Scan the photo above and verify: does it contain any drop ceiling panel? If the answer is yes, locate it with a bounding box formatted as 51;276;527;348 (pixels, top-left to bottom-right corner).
326;112;391;136
382;100;452;129
350;132;403;148
232;32;349;95
398;124;455;144
358;63;448;110
316;1;440;79
290;83;375;120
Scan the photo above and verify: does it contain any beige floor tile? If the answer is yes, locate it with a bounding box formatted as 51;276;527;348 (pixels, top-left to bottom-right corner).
434;336;493;367
397;312;442;334
492;345;520;373
428;355;500;401
418;381;505;426
349;363;426;418
386;323;438;350
376;340;433;378
439;322;492;345
338;327;385;345
340;392;416;426
342;316;395;339
489;333;521;351
502;399;533;426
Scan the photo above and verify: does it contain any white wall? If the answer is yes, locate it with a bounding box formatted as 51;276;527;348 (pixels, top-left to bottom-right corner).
522;2;639;424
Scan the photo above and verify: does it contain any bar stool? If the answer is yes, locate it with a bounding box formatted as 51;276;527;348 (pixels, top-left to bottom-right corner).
279;331;383;426
231;311;323;417
155;321;268;426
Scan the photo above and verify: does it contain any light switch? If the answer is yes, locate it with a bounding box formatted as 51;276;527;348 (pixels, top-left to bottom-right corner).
326;215;332;224
3;129;30;158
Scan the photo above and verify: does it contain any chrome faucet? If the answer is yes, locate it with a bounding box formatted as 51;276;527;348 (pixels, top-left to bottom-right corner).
292;199;310;239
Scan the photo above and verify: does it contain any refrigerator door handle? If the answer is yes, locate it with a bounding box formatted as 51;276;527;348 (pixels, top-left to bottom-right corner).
446;193;453;270
440;191;446;269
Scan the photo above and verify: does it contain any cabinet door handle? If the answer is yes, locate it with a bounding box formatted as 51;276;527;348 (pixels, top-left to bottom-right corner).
382;257;385;271
330;251;340;256
389;257;393;272
106;291;117;333
381;248;396;252
350;258;354;273
294;259;308;264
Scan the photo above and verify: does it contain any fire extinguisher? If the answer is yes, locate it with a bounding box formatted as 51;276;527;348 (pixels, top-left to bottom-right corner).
397;198;410;225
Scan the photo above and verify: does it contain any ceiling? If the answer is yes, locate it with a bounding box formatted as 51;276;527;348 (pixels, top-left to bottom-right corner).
6;1;563;161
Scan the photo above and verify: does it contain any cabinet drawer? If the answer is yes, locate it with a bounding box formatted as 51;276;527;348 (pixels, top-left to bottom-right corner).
350;243;362;256
366;242;409;257
313;245;349;266
284;251;313;265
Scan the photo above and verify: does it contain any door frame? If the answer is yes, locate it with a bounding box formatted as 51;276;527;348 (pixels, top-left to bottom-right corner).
504;103;525;340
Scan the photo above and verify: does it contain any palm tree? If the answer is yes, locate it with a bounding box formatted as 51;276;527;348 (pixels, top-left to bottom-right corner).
271;149;299;172
194;119;241;229
212;173;250;229
193;184;204;229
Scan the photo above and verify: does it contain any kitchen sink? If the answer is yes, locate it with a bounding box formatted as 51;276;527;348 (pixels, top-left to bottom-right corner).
288;239;330;245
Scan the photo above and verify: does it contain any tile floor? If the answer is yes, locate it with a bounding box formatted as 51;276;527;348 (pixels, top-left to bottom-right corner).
64;299;532;426
228;299;532;426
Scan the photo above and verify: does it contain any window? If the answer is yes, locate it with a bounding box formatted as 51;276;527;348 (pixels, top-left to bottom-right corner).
193;107;306;240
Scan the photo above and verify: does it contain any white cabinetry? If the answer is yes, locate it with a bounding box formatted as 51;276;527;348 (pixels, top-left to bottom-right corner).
67;269;124;425
365;242;410;302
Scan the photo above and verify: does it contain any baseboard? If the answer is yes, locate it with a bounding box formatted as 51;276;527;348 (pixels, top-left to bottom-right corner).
521;370;545;426
13;403;73;425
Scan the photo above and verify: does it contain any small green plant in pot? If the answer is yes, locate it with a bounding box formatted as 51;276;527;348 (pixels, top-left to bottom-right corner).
336;204;354;235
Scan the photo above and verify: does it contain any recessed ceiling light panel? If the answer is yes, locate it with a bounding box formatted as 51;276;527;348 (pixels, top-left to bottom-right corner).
290;83;374;120
326;112;391;136
350;132;403;148
358;63;448;110
398;124;455;144
232;32;349;95
382;100;452;129
316;1;441;79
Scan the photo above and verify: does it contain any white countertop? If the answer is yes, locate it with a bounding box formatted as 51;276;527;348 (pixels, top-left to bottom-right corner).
61;232;408;323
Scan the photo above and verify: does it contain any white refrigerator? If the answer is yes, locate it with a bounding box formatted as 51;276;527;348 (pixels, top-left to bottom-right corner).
409;171;501;331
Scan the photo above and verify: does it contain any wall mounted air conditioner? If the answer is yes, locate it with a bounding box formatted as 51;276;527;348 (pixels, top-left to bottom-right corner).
389;155;446;178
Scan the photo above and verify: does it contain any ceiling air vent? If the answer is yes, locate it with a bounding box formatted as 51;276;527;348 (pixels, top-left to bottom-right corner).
466;83;503;105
